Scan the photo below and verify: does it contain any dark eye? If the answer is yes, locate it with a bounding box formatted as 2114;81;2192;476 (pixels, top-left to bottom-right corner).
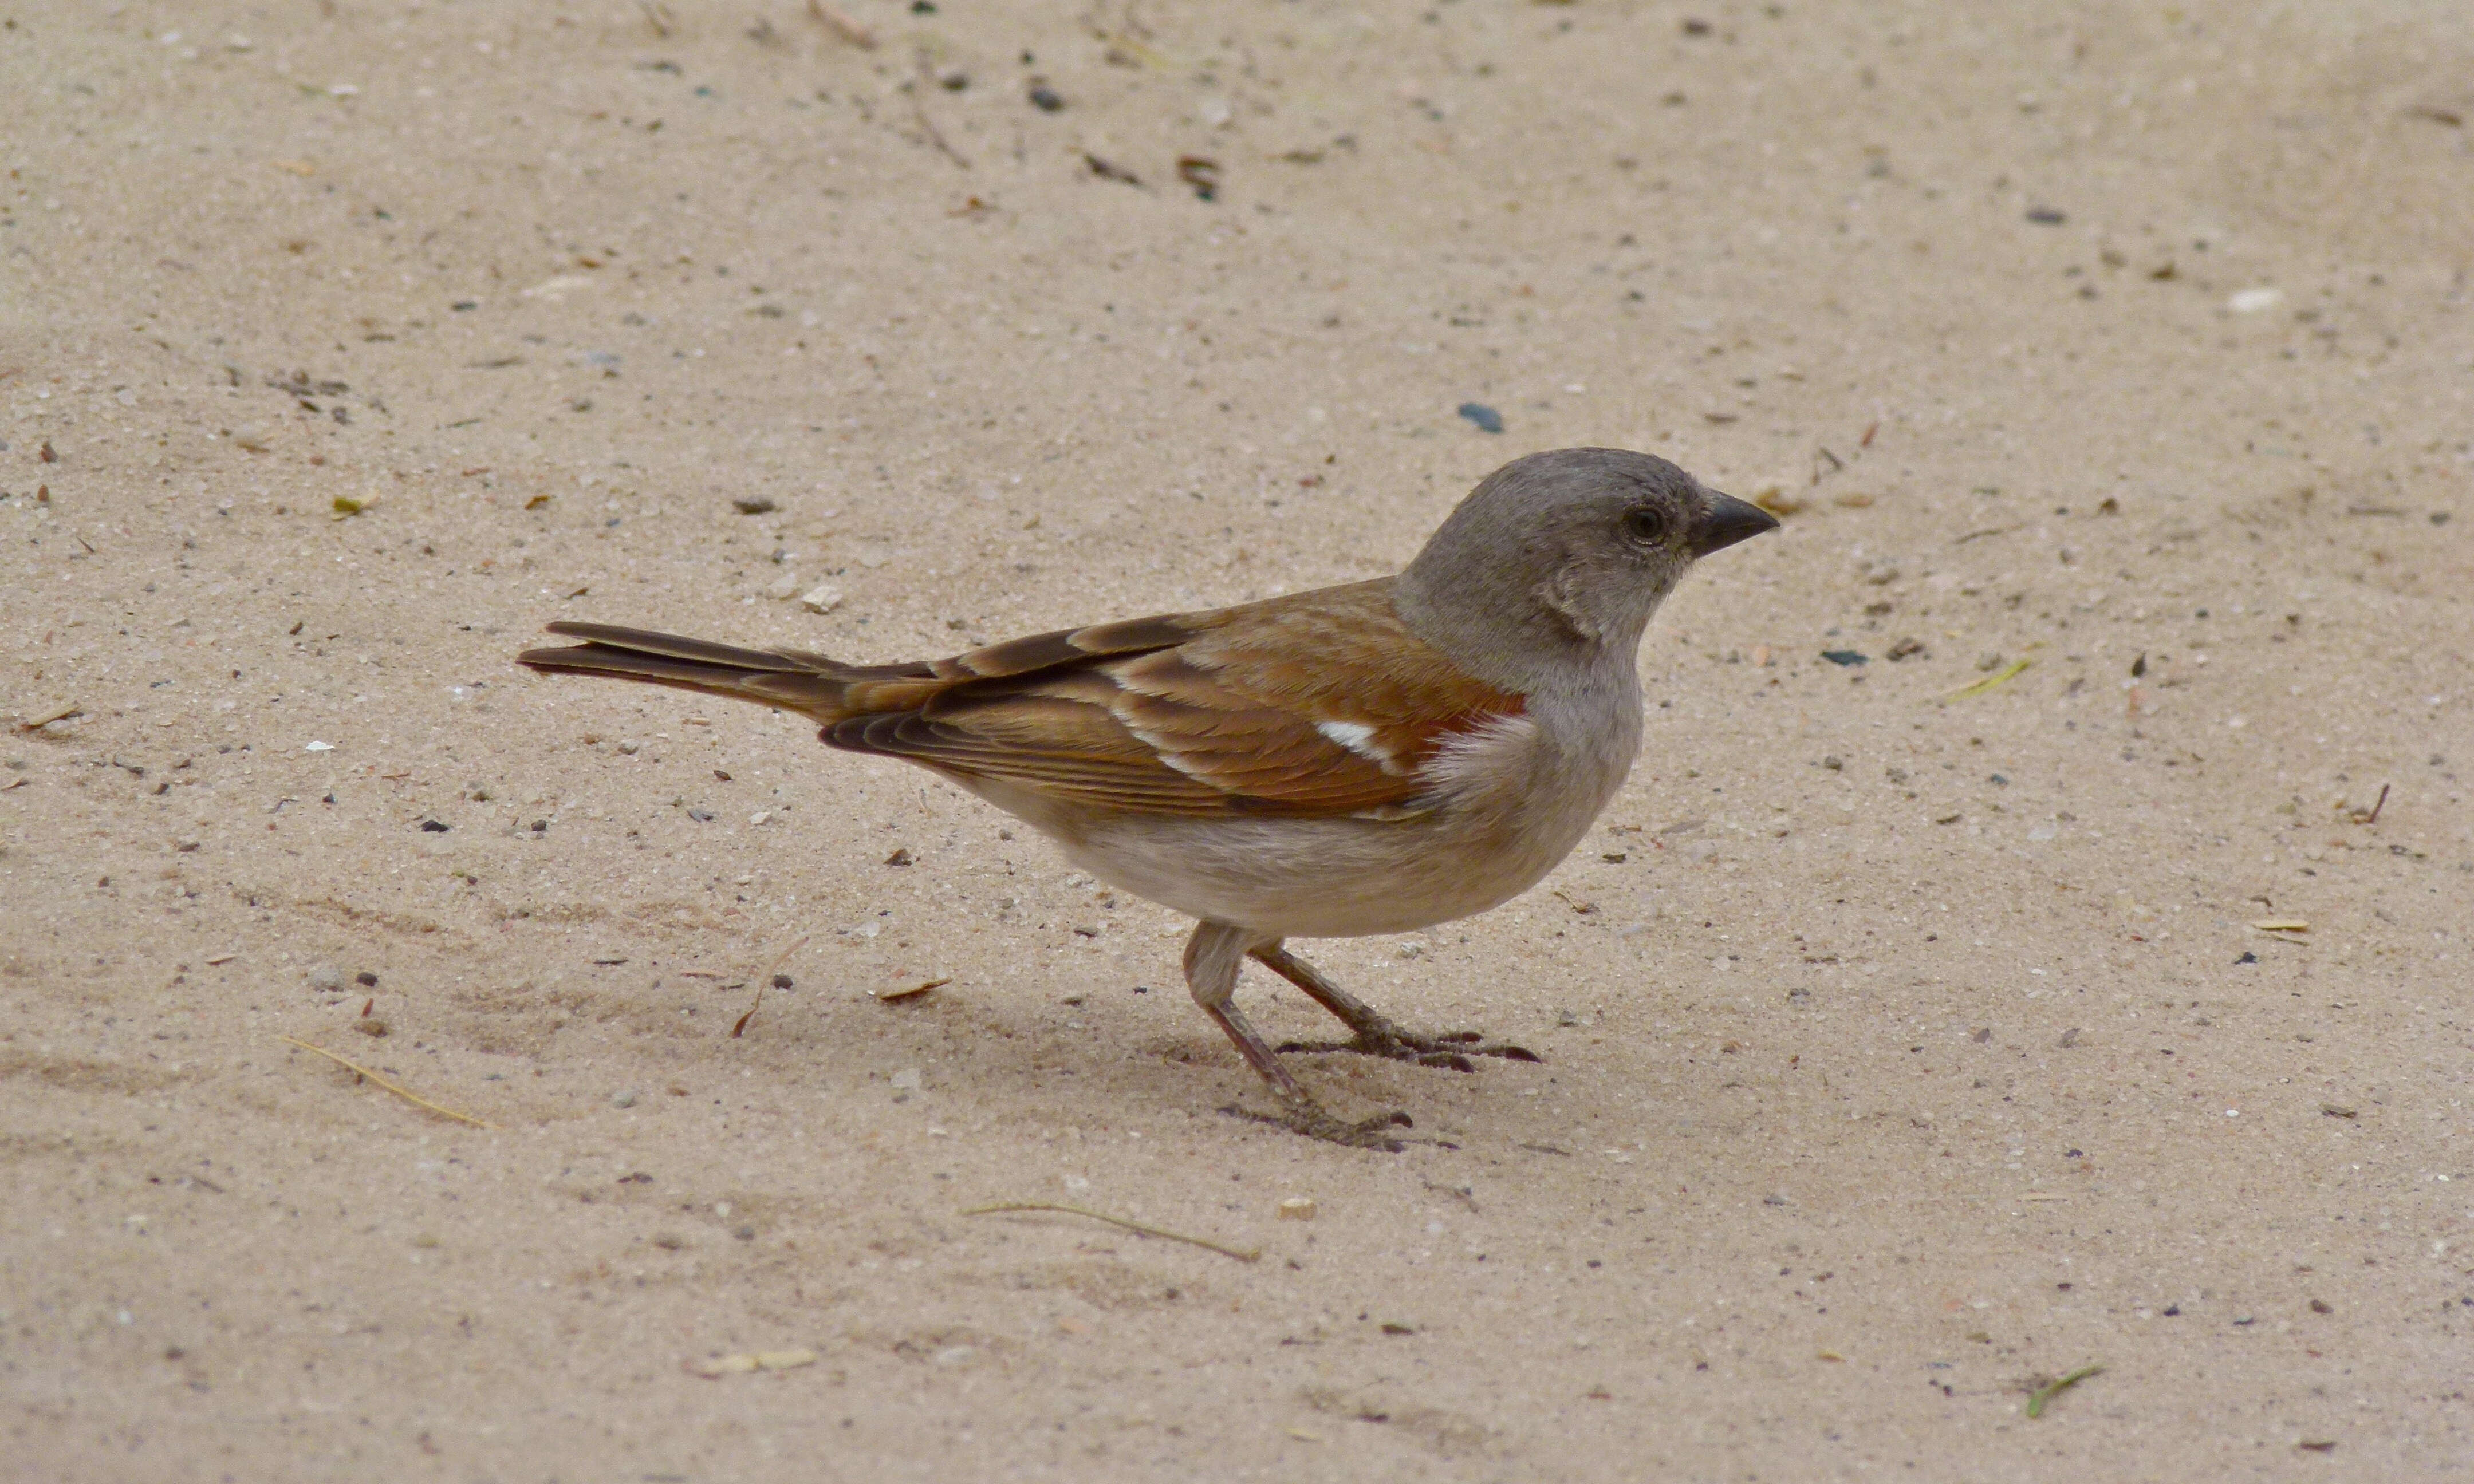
1621;506;1669;545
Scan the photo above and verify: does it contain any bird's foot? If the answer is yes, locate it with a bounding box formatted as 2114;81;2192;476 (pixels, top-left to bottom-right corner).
1275;1023;1541;1073
1219;1100;1416;1152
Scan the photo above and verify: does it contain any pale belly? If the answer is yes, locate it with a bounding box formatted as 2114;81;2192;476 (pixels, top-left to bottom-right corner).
951;697;1640;939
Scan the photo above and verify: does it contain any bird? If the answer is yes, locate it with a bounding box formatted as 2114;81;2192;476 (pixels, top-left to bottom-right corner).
517;447;1776;1148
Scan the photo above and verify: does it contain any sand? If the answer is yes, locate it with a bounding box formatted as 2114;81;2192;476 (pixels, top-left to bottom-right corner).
3;1;2470;1478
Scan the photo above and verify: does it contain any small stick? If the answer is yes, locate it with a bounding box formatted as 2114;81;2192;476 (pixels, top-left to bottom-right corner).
2351;783;2388;825
806;0;875;49
962;1201;1261;1262
732;934;810;1038
2024;1364;2103;1419
278;1035;500;1129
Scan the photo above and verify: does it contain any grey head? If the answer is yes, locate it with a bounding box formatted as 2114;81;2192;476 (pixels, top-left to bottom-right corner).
1393;447;1777;694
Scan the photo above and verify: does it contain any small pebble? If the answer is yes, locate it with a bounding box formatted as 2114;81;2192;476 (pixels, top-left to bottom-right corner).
1456;402;1504;434
765;573;802;601
799;584;844;614
731;496;777;515
352;1018;388;1038
1027;81;1063;112
889;1068;924;1091
614;1090;639;1108
354;970;379;987
1277;1197;1317;1221
307;963;345;992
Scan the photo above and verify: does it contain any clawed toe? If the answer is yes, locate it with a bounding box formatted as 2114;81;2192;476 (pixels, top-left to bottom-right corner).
1220;1101;1414;1151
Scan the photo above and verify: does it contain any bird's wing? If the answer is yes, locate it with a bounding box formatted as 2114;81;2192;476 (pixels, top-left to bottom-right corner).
828;579;1527;819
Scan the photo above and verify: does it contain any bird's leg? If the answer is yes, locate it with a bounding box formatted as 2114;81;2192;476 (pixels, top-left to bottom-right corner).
1183;922;1413;1151
1251;942;1540;1071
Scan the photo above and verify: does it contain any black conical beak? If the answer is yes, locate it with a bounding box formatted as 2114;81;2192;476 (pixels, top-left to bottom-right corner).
1689;490;1780;557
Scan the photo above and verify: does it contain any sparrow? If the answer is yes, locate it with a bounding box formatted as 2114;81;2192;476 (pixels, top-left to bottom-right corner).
518;447;1776;1148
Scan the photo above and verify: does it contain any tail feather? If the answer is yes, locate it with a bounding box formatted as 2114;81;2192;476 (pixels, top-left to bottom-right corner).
518;623;858;720
539;621;822;673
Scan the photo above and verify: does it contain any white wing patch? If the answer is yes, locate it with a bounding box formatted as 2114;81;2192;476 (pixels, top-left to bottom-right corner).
1315;719;1401;771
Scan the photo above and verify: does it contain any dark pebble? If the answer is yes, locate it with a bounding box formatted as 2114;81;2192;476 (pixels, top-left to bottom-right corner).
355;970;379;987
1456;402;1504;433
1821;650;1869;666
2026;207;2067;225
732;496;777;515
687;808;715;822
420;819;450;832
1029;82;1063;112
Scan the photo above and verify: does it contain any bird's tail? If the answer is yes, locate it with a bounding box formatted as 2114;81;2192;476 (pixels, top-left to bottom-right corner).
516;622;900;722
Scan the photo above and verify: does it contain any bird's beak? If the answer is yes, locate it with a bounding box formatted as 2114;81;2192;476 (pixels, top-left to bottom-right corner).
1689;490;1780;557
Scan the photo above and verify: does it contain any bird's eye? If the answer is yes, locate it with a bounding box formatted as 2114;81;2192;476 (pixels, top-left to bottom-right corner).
1620;506;1669;545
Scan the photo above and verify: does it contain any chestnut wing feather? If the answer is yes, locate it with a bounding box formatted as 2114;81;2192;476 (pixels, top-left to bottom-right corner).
826;580;1524;819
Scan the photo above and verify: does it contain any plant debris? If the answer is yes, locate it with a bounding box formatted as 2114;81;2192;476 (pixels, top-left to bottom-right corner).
2024;1364;2102;1419
805;0;873;48
278;1035;499;1128
1945;657;2030;698
2347;784;2389;824
731;935;809;1037
689;1348;818;1378
1176;155;1222;201
963;1201;1261;1262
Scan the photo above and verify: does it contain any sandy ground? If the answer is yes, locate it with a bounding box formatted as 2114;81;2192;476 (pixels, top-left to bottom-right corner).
4;1;2471;1478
